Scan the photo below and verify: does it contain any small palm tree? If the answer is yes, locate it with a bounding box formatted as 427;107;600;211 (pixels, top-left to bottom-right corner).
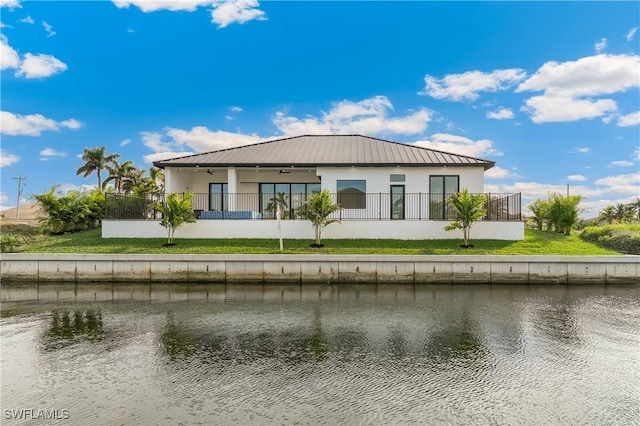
154;193;196;245
297;189;342;247
613;203;635;224
266;192;288;252
76;146;120;191
445;189;485;247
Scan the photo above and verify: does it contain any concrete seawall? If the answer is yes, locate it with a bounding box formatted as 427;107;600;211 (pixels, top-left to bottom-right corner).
1;254;638;284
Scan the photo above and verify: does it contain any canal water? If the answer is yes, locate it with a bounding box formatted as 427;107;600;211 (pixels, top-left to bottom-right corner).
1;283;638;425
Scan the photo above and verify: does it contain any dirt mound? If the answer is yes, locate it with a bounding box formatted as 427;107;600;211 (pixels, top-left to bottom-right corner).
0;203;42;227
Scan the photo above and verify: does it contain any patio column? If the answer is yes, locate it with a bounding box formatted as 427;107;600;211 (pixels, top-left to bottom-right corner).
164;168;172;193
227;166;238;210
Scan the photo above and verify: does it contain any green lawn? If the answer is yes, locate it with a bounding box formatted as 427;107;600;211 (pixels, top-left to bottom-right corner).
17;228;620;255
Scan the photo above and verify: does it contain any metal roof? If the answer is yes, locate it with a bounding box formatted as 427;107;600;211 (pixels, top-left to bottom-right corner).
153;135;495;170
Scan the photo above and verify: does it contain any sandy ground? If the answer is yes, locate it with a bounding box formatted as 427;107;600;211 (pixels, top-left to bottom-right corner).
0;203;41;227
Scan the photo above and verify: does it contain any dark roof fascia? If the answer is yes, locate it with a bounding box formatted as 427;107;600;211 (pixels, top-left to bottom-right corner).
160;162;496;170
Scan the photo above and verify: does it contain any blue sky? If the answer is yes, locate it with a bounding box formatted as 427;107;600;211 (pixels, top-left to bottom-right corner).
1;0;639;217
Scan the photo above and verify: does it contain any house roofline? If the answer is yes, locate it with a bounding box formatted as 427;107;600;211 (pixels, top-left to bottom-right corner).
157;162;496;171
152;134;497;169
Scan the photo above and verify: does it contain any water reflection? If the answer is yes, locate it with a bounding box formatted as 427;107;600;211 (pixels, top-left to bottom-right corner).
424;314;487;362
1;283;639;425
43;309;106;350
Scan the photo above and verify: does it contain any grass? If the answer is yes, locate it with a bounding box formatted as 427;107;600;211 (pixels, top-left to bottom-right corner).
14;228;621;255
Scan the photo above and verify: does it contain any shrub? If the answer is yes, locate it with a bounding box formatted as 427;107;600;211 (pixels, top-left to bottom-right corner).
1;233;23;253
35;186;105;234
579;224;640;254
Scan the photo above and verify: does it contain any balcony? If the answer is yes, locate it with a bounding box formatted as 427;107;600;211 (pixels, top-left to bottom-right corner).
105;192;521;222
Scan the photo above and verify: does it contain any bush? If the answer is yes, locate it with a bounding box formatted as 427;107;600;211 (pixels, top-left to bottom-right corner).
1;233;23;253
579;224;640;254
35;186;105;234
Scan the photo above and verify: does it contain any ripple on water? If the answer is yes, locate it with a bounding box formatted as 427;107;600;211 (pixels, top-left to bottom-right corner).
1;284;639;425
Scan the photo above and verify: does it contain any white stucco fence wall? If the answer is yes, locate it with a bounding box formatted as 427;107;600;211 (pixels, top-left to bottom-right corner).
103;219;524;240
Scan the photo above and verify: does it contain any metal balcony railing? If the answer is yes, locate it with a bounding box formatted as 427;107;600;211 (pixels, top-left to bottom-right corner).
105;192;522;221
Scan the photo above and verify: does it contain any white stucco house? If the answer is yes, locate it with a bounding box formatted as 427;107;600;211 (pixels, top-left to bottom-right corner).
103;135;523;240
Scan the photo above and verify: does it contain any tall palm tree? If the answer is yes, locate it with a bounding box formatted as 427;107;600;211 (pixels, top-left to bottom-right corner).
121;167;146;194
102;160;136;193
148;167;165;194
76;146;119;191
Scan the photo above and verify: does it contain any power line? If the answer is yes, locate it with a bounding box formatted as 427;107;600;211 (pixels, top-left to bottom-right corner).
12;175;27;220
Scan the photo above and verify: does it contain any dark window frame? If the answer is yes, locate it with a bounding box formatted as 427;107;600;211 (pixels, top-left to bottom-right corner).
337;179;367;210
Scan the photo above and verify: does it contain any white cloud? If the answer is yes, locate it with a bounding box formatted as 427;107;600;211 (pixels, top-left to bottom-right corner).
516;54;640;123
57;183;98;194
486;107;514;120
16;53;67;78
517;54;640;97
60;119;82;129
594;38;607;53
41;20;56;37
419;69;526;101
40;147;67;159
230;106;243;113
0;0;21;9
0;192;7;203
595;173;640;195
0;111;82;136
141;131;175;152
112;0;214;12
522;95;617;123
274;96;431;136
609;160;634;167
0;149;20;167
0;35;20;70
485;166;520;179
210;0;266;28
413;133;503;158
126;27;135;33
569;147;590;154
143;151;196;164
635;148;640;161
20;15;34;24
627;27;638;41
617;111;640;127
112;0;266;28
141;127;261;163
167;127;261;152
567;174;587;182
120;138;132;146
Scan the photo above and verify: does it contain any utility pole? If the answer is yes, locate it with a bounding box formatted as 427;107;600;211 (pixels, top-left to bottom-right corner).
13;175;27;220
566;184;569;197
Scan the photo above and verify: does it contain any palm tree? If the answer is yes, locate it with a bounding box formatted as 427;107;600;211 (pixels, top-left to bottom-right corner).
297;189;342;248
121;167;146;194
102;160;136;193
148;167;165;195
599;205;616;224
154;192;196;245
445;189;485;247
266;192;289;252
76;146;119;191
613;203;635;224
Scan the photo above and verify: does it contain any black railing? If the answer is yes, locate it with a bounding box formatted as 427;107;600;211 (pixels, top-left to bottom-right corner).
105;192;521;221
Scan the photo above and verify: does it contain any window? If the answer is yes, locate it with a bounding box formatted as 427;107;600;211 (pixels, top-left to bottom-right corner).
259;183;321;219
429;175;459;220
337;180;366;209
390;185;405;220
209;183;228;211
390;174;405;182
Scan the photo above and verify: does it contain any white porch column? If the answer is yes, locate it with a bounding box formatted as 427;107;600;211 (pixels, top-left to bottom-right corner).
227;166;238;210
164;168;172;193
